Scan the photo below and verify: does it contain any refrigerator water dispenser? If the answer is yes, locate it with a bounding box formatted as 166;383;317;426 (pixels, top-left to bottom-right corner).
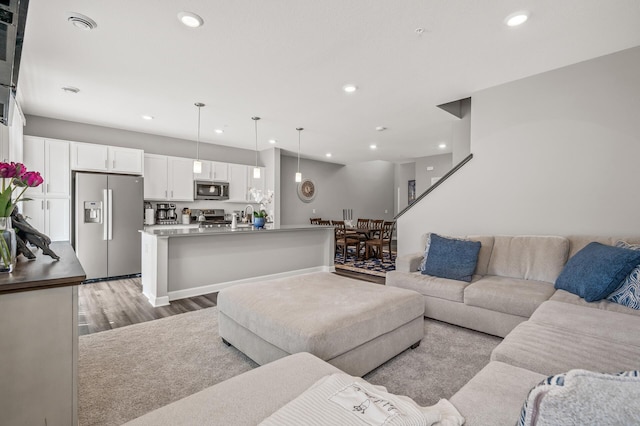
84;201;103;223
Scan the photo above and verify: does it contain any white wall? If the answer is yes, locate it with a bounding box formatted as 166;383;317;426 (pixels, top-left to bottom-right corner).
281;155;395;225
397;46;640;255
414;153;453;195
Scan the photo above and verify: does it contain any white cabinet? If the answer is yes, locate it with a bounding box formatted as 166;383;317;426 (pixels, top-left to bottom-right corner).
168;157;194;201
193;161;229;181
227;164;265;202
212;162;229;181
143;154;193;201
22;137;71;242
23;137;70;198
228;164;249;202
22;198;70;242
143;154;168;200
71;142;143;175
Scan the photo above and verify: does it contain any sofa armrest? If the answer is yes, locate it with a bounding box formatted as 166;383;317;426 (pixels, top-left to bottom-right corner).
396;253;424;272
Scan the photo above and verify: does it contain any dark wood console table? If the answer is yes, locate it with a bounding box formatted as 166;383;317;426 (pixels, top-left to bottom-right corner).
0;242;86;425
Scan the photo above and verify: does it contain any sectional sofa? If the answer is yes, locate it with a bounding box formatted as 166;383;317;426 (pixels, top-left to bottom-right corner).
126;234;640;425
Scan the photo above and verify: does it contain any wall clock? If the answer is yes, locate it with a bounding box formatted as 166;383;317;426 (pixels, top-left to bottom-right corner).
297;178;316;203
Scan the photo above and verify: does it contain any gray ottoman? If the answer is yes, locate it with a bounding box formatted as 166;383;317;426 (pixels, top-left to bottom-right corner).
218;272;425;376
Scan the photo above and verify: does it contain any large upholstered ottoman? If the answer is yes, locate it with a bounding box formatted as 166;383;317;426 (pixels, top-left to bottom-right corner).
218;272;425;376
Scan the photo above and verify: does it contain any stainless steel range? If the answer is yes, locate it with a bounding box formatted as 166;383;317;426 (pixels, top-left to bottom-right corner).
197;209;232;228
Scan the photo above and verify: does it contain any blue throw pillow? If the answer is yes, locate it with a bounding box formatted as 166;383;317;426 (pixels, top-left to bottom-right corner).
555;242;640;302
421;234;481;282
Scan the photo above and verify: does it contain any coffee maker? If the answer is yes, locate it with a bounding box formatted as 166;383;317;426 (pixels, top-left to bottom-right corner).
156;203;178;224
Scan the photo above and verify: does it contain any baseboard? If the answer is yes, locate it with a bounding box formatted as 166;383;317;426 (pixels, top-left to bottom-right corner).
142;291;170;307
167;266;336;301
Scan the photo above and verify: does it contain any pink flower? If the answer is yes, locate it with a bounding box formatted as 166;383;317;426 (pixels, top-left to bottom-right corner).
14;163;27;178
0;162;17;178
21;171;44;187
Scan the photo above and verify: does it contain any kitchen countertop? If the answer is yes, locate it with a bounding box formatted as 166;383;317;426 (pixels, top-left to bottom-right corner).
141;224;333;238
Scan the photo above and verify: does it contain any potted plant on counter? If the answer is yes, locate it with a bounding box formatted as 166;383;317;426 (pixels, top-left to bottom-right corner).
253;210;267;229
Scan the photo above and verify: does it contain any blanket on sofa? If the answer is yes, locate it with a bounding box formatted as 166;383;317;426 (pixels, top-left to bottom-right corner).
259;373;464;426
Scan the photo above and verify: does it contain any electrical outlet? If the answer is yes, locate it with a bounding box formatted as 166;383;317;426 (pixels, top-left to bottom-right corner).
427;166;434;171
312;209;316;214
384;209;388;214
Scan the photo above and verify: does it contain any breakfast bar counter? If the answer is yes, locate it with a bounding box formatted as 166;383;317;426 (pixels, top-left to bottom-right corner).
140;225;335;306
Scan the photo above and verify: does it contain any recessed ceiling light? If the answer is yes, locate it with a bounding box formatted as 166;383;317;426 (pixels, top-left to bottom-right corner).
505;11;529;27
342;84;357;93
375;126;387;132
370;144;377;150
142;115;154;120
67;13;97;30
268;139;277;144
438;143;447;149
178;11;204;28
214;129;224;134
326;153;332;158
61;86;80;94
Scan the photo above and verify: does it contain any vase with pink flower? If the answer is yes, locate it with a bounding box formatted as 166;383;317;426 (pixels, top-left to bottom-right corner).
0;162;44;272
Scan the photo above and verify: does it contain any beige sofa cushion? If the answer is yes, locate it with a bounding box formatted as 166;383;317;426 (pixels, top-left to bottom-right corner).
466;235;495;276
550;289;640;316
464;276;556;317
218;272;424;360
386;271;476;303
487;236;569;283
529;301;640;346
450;361;545;426
491;320;640;376
567;235;640;258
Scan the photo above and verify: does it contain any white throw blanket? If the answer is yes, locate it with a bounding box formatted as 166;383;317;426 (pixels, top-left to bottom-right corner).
259;373;464;426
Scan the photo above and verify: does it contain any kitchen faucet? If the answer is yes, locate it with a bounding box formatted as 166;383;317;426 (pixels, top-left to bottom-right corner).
244;205;254;223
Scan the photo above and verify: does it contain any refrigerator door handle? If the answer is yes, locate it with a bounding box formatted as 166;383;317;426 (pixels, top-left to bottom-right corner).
103;189;109;240
108;189;114;241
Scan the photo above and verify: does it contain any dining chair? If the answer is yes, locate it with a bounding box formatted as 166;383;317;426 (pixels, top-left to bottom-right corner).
369;219;384;239
317;219;331;225
309;217;321;225
365;221;395;260
356;218;370;229
333;220;363;261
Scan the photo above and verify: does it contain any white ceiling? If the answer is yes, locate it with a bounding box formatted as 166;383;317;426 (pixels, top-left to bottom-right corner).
17;1;640;165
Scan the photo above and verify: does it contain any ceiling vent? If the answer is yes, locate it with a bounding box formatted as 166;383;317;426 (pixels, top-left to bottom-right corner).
67;13;97;30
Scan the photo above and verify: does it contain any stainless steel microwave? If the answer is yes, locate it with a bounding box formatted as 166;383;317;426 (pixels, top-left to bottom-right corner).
194;181;229;200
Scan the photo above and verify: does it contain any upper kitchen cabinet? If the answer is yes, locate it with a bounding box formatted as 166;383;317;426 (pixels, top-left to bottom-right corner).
193;161;228;182
227;163;249;202
227;164;264;203
23;136;70;198
71;142;143;175
143;154;193;201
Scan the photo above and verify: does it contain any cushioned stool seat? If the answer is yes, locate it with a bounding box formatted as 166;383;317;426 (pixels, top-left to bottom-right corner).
218;272;425;376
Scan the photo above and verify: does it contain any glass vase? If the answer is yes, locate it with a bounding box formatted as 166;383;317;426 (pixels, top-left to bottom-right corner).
0;217;17;273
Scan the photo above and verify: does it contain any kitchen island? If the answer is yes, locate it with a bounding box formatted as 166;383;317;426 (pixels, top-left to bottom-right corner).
141;224;335;306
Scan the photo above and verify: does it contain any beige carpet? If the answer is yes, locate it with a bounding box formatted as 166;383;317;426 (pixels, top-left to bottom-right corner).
79;307;501;425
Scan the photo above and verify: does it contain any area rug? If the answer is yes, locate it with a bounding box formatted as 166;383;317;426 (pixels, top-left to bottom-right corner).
334;248;396;277
79;307;501;425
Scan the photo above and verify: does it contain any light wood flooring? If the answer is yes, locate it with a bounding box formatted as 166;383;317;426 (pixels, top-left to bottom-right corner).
79;270;384;335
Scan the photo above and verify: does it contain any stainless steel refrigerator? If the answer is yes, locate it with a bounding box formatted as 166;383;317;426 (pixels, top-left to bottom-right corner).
74;172;144;280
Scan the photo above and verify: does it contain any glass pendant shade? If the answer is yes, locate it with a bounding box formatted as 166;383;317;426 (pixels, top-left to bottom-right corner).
193;160;202;174
253;167;261;179
295;172;302;183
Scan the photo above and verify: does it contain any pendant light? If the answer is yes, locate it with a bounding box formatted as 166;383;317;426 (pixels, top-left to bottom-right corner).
295;127;303;182
193;102;205;174
252;116;261;179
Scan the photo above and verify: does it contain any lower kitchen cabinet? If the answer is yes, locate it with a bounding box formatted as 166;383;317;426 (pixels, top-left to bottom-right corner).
21;198;71;242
